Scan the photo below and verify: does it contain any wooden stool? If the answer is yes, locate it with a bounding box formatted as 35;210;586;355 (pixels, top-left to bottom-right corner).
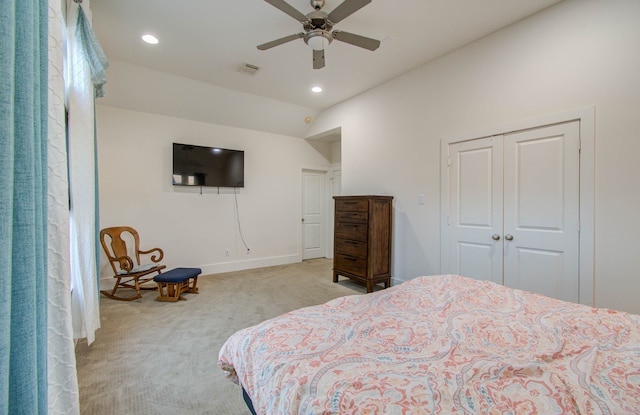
154;267;201;302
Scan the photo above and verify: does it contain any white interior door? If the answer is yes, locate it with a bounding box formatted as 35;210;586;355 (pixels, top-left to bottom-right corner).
302;170;326;260
445;121;580;302
448;136;504;284
503;122;580;302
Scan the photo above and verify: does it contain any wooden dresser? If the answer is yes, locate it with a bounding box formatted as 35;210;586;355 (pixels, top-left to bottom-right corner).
333;195;393;293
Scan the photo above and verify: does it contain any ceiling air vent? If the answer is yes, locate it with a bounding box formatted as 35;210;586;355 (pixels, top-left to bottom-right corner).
239;63;260;75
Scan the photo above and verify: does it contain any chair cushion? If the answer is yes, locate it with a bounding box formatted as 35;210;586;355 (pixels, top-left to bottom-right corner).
117;263;158;275
154;267;202;283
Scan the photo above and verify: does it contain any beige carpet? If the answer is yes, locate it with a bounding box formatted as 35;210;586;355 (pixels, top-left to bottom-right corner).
76;259;372;415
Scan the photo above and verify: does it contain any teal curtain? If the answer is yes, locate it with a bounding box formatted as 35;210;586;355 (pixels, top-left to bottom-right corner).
0;0;49;414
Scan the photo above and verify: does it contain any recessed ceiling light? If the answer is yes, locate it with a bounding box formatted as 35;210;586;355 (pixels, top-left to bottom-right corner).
311;86;322;93
142;34;159;44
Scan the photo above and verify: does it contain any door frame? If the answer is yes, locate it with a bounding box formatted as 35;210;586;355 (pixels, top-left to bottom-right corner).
440;107;595;306
327;168;342;259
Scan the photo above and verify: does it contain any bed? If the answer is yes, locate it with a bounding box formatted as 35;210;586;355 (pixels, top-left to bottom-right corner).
218;275;640;414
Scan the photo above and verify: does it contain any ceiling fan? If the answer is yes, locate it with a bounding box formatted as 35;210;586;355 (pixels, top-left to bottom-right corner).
257;0;380;69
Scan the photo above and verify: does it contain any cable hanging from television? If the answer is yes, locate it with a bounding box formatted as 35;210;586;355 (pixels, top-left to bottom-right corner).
234;187;251;254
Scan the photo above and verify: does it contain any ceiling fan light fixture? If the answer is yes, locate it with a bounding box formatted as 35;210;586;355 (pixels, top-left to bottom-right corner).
305;30;332;50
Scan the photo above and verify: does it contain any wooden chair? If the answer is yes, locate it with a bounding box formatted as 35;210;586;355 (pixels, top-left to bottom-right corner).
100;226;166;301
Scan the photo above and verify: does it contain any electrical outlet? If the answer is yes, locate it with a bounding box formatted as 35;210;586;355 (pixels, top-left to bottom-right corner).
225;249;231;256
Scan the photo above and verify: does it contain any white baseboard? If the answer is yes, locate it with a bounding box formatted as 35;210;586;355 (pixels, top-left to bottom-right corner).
99;254;302;287
99;258;411;288
390;276;406;286
198;254;301;276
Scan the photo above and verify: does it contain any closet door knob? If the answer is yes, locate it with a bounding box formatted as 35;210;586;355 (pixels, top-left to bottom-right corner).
491;234;500;240
505;234;514;241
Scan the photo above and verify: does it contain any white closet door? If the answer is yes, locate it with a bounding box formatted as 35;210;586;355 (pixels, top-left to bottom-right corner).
448;136;504;285
445;121;580;302
503;121;580;302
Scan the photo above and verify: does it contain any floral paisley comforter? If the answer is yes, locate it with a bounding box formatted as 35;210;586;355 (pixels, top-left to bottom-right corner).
218;275;640;414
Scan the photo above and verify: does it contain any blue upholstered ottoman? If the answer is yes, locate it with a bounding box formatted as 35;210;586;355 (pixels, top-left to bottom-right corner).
154;267;201;302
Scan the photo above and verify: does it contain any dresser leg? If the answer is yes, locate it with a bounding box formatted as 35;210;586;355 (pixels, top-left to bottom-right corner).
366;281;373;293
384;278;390;289
333;272;339;283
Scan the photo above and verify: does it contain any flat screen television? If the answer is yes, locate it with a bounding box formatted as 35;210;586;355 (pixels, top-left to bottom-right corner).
172;143;244;188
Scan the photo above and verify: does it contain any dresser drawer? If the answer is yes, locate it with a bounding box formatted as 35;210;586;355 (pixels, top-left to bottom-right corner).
335;223;368;242
335;239;367;259
334;253;367;277
336;210;368;224
336;199;368;212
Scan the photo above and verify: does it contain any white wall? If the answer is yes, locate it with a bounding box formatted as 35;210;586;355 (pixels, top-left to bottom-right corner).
96;106;331;278
100;60;319;138
308;0;640;314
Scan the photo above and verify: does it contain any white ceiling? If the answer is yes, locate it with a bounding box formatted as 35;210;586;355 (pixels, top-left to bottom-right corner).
91;0;562;111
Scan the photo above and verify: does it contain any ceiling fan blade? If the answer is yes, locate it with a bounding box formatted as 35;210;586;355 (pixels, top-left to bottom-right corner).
264;0;309;23
257;33;304;50
313;49;325;69
332;30;380;51
326;0;371;24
